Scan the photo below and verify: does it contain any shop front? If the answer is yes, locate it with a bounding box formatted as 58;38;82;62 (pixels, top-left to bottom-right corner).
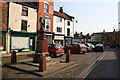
10;31;36;52
64;36;73;46
54;34;64;46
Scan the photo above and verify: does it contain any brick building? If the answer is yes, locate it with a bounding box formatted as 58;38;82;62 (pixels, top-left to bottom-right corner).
0;2;9;52
101;30;120;47
1;1;55;54
37;0;54;45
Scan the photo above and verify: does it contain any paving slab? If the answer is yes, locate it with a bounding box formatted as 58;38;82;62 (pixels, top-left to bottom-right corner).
4;59;76;77
2;51;105;78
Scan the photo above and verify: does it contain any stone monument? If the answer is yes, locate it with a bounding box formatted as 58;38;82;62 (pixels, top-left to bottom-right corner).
33;22;49;63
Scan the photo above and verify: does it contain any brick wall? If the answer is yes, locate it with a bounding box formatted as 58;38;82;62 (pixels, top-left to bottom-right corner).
38;0;54;32
1;2;8;31
102;31;120;47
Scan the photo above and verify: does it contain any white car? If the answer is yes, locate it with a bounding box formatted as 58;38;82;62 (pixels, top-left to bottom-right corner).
85;43;95;51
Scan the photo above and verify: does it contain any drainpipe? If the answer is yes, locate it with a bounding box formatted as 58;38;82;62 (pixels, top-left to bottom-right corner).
72;18;74;44
64;19;66;47
35;3;39;51
6;2;10;54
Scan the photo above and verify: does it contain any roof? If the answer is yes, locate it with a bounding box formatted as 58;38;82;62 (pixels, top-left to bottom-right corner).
53;11;74;21
91;32;103;36
14;2;38;9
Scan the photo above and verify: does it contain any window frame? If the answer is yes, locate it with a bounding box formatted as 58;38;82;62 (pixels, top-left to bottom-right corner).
44;3;49;13
57;17;62;22
67;21;70;26
67;28;70;36
57;27;62;33
21;19;27;31
21;6;28;16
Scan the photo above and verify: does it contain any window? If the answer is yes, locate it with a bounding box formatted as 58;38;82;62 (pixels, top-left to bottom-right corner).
67;21;70;26
60;18;62;22
21;6;28;16
21;20;27;31
67;28;70;36
57;27;62;32
57;17;62;22
44;3;49;13
45;18;50;31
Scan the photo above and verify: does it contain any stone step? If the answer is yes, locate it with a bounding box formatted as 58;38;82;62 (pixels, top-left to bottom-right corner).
4;60;76;77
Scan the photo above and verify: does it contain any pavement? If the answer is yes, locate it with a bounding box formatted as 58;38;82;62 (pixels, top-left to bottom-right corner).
2;50;106;79
85;48;120;79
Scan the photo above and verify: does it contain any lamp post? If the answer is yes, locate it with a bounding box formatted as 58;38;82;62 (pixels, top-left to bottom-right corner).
73;19;78;44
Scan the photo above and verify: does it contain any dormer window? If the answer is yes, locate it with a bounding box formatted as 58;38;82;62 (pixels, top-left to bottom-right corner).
21;6;28;16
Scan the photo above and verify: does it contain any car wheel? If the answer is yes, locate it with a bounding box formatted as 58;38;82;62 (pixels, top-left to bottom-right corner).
61;54;64;56
50;53;55;58
102;50;104;52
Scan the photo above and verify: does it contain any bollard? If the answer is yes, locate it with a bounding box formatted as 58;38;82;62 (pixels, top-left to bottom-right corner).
11;50;17;64
39;54;46;72
66;50;71;63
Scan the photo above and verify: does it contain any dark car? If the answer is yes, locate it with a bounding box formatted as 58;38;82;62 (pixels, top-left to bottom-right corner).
65;44;87;54
94;44;105;52
110;43;117;48
48;43;64;58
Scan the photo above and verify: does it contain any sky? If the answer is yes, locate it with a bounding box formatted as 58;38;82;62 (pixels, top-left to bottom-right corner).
54;0;119;35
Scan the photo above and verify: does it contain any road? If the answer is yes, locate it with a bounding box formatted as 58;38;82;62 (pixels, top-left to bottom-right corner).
2;51;102;79
2;48;119;79
85;48;120;79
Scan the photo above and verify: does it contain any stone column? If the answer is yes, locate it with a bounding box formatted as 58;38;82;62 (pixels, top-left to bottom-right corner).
33;22;49;63
6;30;10;54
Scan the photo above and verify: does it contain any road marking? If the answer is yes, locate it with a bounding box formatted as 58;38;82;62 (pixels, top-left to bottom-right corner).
82;52;106;79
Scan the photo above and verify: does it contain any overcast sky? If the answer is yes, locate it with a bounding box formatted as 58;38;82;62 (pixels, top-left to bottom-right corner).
54;0;119;35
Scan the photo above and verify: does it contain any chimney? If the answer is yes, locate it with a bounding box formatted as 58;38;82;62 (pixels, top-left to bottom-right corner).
113;29;115;32
103;29;105;33
59;7;63;13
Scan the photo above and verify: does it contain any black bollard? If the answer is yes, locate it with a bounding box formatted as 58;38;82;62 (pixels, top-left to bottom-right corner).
66;50;71;63
11;50;17;64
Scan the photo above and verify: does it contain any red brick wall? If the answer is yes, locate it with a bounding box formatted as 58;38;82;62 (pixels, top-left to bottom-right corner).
1;2;8;31
38;0;54;32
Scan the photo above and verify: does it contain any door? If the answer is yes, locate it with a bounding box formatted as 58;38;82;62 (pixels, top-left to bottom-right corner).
30;37;35;51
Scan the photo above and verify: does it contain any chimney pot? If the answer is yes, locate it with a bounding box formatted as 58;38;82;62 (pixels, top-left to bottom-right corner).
59;7;63;13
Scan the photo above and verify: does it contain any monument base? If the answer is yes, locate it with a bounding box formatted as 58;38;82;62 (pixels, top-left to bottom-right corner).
33;52;51;63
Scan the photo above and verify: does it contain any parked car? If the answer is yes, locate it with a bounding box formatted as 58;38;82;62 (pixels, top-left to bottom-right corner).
85;43;95;51
79;43;88;53
94;44;105;52
48;43;64;58
110;43;117;48
65;44;87;54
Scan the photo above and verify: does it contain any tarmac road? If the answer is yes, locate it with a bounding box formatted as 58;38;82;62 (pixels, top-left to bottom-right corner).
85;48;119;79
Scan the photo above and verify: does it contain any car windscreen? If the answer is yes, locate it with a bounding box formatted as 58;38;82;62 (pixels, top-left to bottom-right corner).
86;43;92;46
55;44;63;48
79;44;87;47
96;44;103;47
